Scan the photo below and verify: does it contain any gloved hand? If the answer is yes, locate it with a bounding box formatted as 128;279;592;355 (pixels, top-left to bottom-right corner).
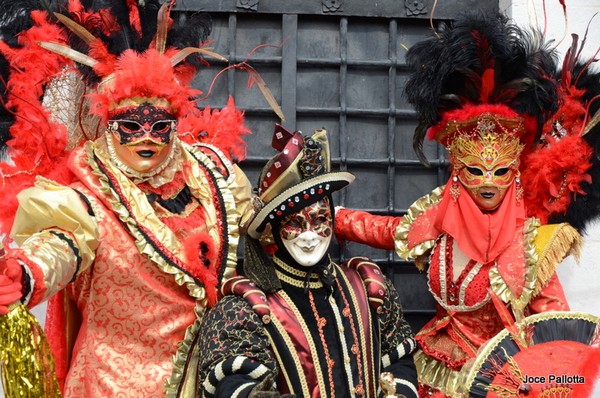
0;258;24;315
248;375;296;398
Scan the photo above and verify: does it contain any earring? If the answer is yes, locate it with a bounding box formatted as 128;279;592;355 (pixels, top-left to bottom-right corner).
515;174;523;203
450;174;461;202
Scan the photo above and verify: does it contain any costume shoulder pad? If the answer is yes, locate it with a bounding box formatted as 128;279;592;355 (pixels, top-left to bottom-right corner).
343;257;387;313
221;276;271;324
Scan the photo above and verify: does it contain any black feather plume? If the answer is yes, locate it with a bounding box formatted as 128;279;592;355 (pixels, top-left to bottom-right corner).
404;11;559;163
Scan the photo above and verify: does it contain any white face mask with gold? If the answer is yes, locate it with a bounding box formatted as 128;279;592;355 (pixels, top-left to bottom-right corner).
279;199;333;267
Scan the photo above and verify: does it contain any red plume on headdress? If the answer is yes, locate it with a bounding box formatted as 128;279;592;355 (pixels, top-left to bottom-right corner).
0;0;251;236
87;48;201;120
0;8;76;236
520;33;598;224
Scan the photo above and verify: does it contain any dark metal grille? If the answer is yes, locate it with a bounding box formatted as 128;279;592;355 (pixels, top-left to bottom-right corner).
183;1;497;330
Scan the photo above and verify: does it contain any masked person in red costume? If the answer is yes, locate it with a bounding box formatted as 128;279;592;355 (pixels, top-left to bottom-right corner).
196;125;419;398
334;13;583;397
0;1;253;396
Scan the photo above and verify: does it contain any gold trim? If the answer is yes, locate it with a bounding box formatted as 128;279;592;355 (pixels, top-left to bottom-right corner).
394;186;444;268
273;256;320;278
413;350;465;397
488;218;539;314
337;268;375;396
272;256;324;289
278;290;327;395
276;272;323;289
269;312;311;396
164;304;206;397
428;236;490;313
87;139;241;300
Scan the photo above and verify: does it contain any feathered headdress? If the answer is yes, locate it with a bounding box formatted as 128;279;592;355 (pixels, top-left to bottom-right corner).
531;22;600;231
521;32;599;225
0;0;251;236
405;12;559;165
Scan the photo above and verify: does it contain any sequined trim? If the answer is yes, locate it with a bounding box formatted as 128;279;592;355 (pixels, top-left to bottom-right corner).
394;186;444;267
428;236;491;313
489;218;539;313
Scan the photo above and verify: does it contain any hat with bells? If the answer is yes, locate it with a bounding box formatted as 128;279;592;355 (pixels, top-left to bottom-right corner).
247;124;354;239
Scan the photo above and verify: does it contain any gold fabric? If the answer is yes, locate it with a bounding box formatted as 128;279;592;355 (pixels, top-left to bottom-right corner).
12;178;100;302
488;217;539;314
0;304;61;398
413;349;464;397
532;223;581;295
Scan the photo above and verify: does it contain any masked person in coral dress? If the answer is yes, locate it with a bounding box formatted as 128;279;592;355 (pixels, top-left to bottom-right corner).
334;13;584;397
0;1;253;397
196;125;419;398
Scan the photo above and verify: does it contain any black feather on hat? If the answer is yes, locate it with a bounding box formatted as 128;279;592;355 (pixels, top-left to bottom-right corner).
404;11;559;165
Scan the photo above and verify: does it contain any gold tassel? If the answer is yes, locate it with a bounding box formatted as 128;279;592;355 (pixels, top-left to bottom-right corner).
0;304;61;398
533;223;582;295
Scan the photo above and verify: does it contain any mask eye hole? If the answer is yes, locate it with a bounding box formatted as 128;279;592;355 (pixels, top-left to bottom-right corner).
152;121;171;132
466;167;484;176
313;216;327;227
284;218;302;229
121;121;142;132
494;168;509;176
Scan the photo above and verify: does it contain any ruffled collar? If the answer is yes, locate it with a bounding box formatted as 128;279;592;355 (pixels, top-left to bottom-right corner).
273;255;336;291
102;133;182;187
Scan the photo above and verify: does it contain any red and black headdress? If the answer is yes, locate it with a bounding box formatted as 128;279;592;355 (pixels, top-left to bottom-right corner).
0;0;250;236
405;11;559;164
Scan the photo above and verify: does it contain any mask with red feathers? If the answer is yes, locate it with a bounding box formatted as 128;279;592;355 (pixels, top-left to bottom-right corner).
33;0;228;175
